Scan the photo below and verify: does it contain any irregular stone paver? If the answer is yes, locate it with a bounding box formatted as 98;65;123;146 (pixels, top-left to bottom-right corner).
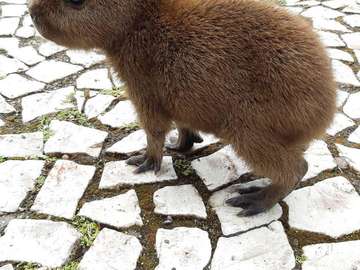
211;221;295;270
336;144;360;171
326;112;355;136
66;50;106;67
348;126;360;143
99;156;178;188
302;241;360;270
332;60;360;86
98;100;137;128
0;119;4;127
76;68;113;90
327;48;354;62
0;55;27;76
343;4;360;13
336;89;349;107
343;92;360;119
156;227;212;270
0;74;45;99
74;90;97;111
318;31;345;47
15;26;35;38
342;32;360;49
343;14;360;27
107;129;147;154
21;86;75;122
0;160;44;213
0;132;43;158
153;185;207;219
290;0;320;6
285;176;360;238
26;60;83;83
7;46;44;66
322;0;350;9
0;265;14;270
79;190;143;228
1;4;27;17
192;145;251;191
79;228;142;270
0;95;15;114
209;179;282;235
0;37;19;52
286;6;304;14
38;41;66;57
0;219;81;268
0;18;19;35
313;18;350;32
84;94;115;119
44;120;108;158
302;6;344;18
31;160;95;219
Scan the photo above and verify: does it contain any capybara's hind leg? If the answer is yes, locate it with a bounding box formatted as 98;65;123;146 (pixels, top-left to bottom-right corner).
166;127;203;152
227;143;308;216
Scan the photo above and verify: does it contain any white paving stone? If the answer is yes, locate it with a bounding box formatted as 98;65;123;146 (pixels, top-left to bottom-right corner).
337;89;350;107
26;60;83;83
327;48;354;62
98;100;137;128
326;112;355;136
74;90;97;111
313;19;350;32
0;265;14;270
0;160;44;213
2;0;27;3
22;14;33;26
44;120;108;158
79;190;143;228
343;4;360;13
0;118;4;127
153;185;207;219
107;129;147;154
31;160;95;219
79;228;142;270
0;18;19;35
211;221;295;270
286;6;304;14
15;26;35;38
7;46;44;66
291;0;320;6
302;6;344;18
0;74;45;99
0;37;19;52
343;14;360;27
1;4;27;17
322;0;350;9
76;68;113;90
303;140;336;180
38;42;66;57
0;55;28;76
99;156;178;188
343;92;360;119
66;50;106;67
156;227;211;270
317;31;345;47
332;60;360;86
336;144;360;171
110;69;126;88
342;33;360;49
0;96;15;114
349;126;360;143
0;132;43;158
302;241;360;270
0;219;81;268
209;179;282;235
191;145;251;191
285;176;360;238
22;86;76;122
84;94;115;119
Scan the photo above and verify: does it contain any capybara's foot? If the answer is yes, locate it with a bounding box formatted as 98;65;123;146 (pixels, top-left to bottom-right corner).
166;128;203;152
126;154;162;174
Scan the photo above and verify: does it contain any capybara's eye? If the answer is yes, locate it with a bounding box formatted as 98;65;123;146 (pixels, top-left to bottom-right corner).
65;0;85;6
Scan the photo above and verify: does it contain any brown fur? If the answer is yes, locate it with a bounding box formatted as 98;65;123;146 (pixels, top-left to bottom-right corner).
29;0;337;215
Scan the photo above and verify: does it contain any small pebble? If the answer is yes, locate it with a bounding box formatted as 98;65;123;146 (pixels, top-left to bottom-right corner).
163;216;173;225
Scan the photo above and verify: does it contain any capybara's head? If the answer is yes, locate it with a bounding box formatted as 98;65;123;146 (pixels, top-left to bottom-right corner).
28;0;135;49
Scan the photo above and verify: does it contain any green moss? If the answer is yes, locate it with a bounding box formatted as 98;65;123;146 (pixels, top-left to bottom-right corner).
56;109;91;127
174;159;195;176
16;262;39;270
100;85;127;98
0;156;7;163
71;216;100;247
122;122;140;132
57;261;79;270
295;254;307;264
63;92;76;104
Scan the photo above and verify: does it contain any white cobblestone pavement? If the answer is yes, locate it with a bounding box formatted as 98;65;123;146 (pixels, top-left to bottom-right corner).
0;0;360;269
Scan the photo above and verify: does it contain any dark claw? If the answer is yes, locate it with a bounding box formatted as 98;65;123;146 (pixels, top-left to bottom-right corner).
126;155;146;166
126;154;162;174
236;186;264;194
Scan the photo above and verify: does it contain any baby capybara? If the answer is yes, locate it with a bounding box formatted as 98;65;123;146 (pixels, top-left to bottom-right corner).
28;0;336;216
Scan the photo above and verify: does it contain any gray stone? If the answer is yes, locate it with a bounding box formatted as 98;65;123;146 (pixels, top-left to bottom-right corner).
0;74;45;99
343;4;360;13
0;132;43;158
303;140;336;181
336;144;360;172
0;265;14;270
313;19;350;32
0;219;81;268
76;68;113;90
332;60;360;86
156;227;212;270
1;4;27;17
336;89;349;107
291;0;320;6
0;160;44;213
209;179;282;235
302;241;360;270
349;126;360;143
26;60;83;83
342;33;360;49
22;14;33;26
322;0;350;9
107;129;147;154
66;50;106;67
343;14;360;27
98;100;137;128
15;26;35;38
84;94;115;119
21;87;75;122
0;96;15;114
286;6;304;14
284;176;360;238
343;92;360;119
38;42;66;57
31;160;96;219
191;145;251;191
211;221;295;270
44;120;108;158
79;190;143;228
0;37;19;52
99;156;178;188
0;55;27;76
317;31;345;47
153;185;207;219
326;113;354;136
79;228;142;270
0;18;19;35
327;48;354;62
302;6;344;18
8;46;44;66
